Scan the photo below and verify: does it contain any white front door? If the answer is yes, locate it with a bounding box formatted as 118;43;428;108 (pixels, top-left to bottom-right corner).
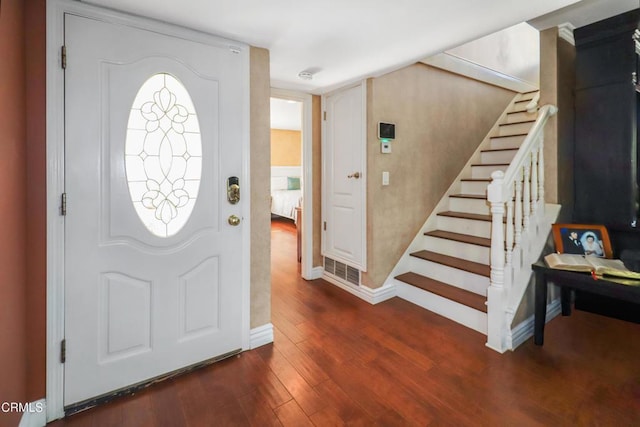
64;14;246;406
322;83;367;271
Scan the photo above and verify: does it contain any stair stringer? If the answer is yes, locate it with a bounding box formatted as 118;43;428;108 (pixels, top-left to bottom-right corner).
382;93;521;290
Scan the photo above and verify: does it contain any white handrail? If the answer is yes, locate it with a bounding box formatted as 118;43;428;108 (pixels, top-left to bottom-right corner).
486;103;558;353
501;104;558;200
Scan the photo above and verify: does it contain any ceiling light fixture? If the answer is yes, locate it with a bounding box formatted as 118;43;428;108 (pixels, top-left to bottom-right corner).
298;71;313;80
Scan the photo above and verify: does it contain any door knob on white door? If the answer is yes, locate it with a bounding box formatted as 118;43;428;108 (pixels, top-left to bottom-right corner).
347;172;361;179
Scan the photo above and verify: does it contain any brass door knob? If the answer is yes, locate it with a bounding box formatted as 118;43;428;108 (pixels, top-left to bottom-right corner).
347;172;361;179
228;215;241;226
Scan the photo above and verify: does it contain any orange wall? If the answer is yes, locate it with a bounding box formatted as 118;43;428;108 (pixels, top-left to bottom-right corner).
0;0;28;424
270;129;301;166
25;0;47;400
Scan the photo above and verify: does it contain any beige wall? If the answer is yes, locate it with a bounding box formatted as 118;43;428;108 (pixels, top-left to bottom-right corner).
0;0;28;424
363;63;515;288
250;47;272;328
271;129;301;166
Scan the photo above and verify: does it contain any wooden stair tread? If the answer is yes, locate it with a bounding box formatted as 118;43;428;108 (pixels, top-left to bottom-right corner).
481;147;519;153
450;194;486;200
461;178;490;182
471;163;509;167
437;211;491;222
499;119;536;126
396;272;487;312
424;230;491;247
409;250;490;277
491;133;528;139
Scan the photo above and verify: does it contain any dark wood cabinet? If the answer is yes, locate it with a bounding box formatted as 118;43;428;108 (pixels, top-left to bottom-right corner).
573;10;640;228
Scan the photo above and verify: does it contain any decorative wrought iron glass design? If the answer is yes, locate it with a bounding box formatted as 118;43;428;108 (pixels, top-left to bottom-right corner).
125;73;202;237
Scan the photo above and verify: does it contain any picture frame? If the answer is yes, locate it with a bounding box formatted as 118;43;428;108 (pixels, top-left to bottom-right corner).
551;223;613;258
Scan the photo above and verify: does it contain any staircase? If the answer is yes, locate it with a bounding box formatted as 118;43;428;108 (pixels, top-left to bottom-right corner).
388;91;560;351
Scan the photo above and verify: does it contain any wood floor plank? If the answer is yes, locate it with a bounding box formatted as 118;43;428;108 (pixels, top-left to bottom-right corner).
48;219;640;426
273;400;315;427
237;392;284;427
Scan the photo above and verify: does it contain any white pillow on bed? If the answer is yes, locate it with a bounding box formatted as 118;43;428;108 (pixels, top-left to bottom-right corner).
271;176;288;191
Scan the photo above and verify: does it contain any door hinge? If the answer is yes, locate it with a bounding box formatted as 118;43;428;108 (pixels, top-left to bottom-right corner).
61;45;67;69
60;339;66;364
323;111;327;121
323;221;327;231
61;193;67;216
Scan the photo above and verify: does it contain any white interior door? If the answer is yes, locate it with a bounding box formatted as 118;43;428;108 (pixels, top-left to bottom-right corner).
322;83;367;271
64;14;245;406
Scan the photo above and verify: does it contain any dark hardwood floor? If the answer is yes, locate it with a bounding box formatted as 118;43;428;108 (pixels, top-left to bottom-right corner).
50;217;640;426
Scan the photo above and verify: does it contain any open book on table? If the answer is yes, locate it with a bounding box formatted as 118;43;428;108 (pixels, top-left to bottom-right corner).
544;253;640;280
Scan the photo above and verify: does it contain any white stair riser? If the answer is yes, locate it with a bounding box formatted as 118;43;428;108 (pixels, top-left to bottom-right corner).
449;197;490;215
437;216;492;238
506;111;537;123
481;149;518;164
490;135;525;150
423;236;490;265
471;164;508;179
409;256;489;296
460;181;488;196
498;122;533;137
510;102;530;113
396;281;488;335
517;92;536;102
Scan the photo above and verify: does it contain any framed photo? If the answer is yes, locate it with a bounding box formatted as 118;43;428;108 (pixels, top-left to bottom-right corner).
552;224;613;258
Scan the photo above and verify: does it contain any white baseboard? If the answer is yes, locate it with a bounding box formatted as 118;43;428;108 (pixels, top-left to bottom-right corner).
322;274;396;304
249;323;274;349
510;299;562;350
306;266;324;280
18;399;46;427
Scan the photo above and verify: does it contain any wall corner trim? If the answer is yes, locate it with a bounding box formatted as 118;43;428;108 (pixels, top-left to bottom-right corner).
558;22;576;46
307;266;324;280
249;323;274;349
18;399;47;427
510;298;562;350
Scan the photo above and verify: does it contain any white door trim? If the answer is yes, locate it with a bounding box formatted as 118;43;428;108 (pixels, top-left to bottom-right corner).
270;89;314;279
46;0;251;421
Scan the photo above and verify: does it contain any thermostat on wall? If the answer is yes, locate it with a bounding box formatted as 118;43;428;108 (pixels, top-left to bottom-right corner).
378;122;395;140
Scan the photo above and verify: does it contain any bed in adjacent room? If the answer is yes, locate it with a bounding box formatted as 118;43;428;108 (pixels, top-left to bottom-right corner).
270;166;302;221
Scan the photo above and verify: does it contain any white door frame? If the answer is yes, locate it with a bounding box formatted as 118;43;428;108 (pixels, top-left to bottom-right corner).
270;89;317;280
46;0;251;421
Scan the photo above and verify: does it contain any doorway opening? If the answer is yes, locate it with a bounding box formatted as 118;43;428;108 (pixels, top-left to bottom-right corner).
269;90;314;278
270;96;303;271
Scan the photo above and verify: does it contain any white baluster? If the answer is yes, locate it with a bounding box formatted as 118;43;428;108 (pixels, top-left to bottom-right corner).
538;140;545;215
506;185;514;269
523;155;531;231
530;147;538;218
514;169;523;249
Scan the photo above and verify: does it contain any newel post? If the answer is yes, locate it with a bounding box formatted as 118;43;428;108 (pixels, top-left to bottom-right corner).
486;171;508;352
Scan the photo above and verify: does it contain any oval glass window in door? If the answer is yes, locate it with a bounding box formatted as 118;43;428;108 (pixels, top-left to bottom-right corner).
125;73;202;237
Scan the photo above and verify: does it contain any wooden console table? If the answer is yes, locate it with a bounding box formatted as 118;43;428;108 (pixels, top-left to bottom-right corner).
532;261;640;346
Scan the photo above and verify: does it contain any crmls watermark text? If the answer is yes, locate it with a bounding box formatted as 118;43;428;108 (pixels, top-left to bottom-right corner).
1;401;45;413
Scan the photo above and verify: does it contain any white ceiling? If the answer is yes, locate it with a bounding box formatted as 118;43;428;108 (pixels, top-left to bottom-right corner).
84;0;583;94
270;98;302;131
